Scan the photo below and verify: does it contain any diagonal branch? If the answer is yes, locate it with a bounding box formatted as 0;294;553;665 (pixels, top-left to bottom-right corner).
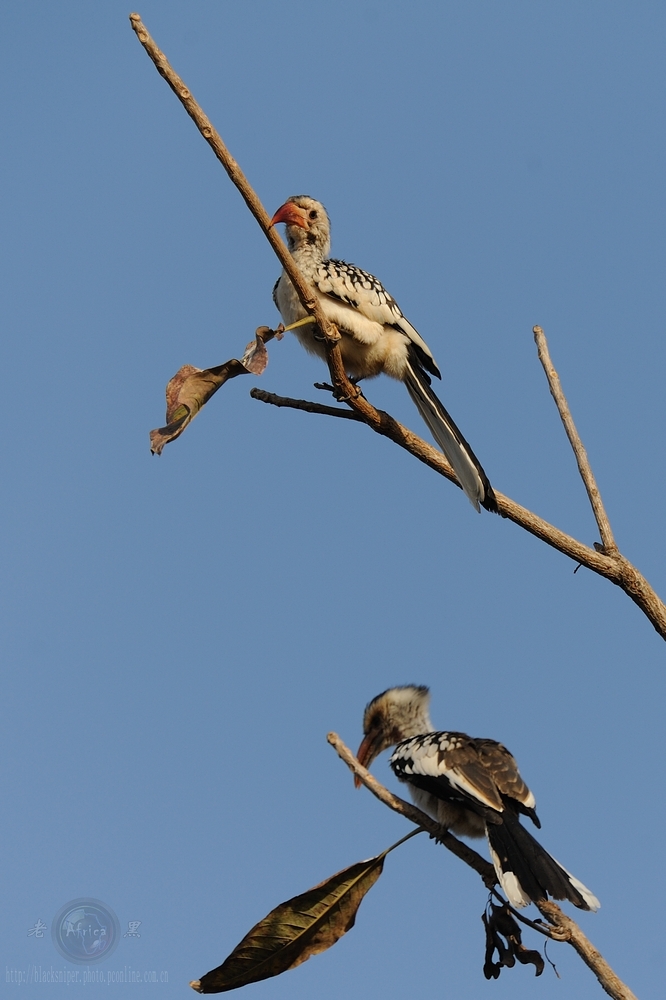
130;12;666;642
129;12;342;359
252;387;666;637
327;732;638;1000
534;326;618;554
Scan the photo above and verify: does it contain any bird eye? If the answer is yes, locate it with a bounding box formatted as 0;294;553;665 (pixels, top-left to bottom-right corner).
308;210;318;220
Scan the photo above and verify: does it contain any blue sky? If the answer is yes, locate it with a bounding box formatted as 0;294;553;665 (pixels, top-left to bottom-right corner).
2;2;664;997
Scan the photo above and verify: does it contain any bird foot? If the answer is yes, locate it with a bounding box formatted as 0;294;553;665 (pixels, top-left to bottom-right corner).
314;381;364;403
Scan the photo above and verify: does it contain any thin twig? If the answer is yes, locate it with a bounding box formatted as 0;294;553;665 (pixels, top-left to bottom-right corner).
130;12;666;642
328;732;638;1000
489;888;567;941
534;326;617;554
249;388;365;421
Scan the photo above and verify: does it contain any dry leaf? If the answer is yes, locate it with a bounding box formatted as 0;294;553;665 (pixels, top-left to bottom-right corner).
482;901;544;980
149;327;275;454
190;854;386;993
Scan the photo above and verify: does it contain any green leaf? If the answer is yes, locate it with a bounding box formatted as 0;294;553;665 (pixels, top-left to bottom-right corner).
190;831;420;994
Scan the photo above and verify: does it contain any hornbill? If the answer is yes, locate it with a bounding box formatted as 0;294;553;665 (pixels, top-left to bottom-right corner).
356;685;599;910
270;195;497;512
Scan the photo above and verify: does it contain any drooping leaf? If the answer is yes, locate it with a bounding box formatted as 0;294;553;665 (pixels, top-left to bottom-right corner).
189;839;406;995
149;327;275;454
190;831;421;994
482;901;544;980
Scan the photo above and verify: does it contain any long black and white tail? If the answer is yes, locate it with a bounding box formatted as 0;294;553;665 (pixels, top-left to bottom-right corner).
486;810;600;910
404;361;497;513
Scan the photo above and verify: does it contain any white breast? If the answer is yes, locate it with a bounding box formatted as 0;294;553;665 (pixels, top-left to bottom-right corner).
274;272;411;380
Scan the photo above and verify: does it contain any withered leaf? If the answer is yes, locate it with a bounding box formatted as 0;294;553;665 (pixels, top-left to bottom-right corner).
482;901;544;980
514;943;545;976
149;328;274;455
189;853;387;993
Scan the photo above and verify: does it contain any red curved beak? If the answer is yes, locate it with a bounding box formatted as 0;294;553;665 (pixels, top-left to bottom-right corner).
270;201;309;229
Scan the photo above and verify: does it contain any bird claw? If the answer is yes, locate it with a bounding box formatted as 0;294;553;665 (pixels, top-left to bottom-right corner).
314;381;363;404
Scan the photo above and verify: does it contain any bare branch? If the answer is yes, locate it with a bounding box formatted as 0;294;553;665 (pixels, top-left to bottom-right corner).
255;385;666;638
488;888;566;940
534;326;618;554
250;388;365;422
130;12;666;642
535;902;638;1000
129;13;341;356
328;732;638;1000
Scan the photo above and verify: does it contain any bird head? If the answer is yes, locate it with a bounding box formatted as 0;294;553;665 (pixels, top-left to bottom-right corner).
270;196;331;256
355;685;433;787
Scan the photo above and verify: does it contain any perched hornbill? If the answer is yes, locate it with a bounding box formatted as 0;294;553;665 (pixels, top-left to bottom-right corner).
270;195;496;512
356;685;599;910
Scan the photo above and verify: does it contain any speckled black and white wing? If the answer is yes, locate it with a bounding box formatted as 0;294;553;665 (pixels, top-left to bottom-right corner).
473;738;539;825
391;732;599;911
312;260;440;377
390;732;505;816
311;262;496;511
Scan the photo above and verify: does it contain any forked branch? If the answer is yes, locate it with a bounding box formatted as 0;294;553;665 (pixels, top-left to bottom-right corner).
130;12;666;640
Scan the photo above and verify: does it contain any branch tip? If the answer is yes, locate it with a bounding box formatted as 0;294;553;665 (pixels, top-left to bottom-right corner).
533;325;618;555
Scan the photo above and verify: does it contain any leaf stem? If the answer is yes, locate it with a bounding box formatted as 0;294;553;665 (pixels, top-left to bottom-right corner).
381;827;425;857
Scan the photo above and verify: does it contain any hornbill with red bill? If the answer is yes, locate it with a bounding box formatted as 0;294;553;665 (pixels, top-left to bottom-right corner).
270;196;497;513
